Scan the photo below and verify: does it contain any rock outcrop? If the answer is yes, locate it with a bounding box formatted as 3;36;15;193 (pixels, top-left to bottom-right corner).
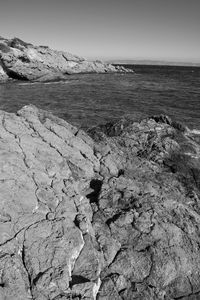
0;37;131;82
0;106;200;299
0;61;8;81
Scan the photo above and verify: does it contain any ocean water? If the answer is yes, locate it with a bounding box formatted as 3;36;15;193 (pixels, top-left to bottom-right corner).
0;65;199;129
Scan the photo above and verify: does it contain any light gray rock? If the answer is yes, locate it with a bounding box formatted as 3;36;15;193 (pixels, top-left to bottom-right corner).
0;62;8;81
0;105;100;299
0;37;132;82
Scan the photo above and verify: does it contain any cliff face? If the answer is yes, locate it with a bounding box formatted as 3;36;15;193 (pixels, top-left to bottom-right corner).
0;37;131;82
0;105;200;299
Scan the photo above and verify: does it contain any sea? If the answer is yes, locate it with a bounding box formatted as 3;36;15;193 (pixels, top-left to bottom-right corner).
0;65;199;130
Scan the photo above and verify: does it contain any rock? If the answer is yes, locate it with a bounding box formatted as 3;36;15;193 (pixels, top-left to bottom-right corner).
0;62;8;81
0;105;200;299
0;37;133;82
0;105;99;299
72;234;102;281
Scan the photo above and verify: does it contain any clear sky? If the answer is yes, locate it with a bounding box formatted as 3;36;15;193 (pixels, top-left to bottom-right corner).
0;0;199;62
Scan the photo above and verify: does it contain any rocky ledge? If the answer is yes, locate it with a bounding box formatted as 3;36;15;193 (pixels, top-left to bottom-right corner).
0;106;200;299
0;37;132;82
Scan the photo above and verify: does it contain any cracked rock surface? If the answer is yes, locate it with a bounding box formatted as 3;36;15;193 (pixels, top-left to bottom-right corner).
0;37;131;82
0;106;200;299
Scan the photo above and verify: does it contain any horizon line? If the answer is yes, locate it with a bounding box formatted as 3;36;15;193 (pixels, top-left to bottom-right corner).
1;35;199;66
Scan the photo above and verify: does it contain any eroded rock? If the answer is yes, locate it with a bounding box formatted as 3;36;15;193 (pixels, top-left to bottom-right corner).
0;106;200;299
0;37;132;82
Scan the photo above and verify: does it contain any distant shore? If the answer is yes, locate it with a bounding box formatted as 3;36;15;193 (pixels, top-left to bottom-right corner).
108;59;200;67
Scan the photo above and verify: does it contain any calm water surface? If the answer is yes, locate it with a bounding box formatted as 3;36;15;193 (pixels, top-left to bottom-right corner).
0;65;199;129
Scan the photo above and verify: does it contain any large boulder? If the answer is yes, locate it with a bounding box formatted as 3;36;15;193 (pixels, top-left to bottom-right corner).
0;105;200;299
0;37;132;82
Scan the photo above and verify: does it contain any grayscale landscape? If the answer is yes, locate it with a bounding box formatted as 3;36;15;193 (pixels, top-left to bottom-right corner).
0;1;200;299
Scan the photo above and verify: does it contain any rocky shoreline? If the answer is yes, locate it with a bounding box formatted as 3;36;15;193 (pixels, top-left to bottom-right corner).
0;105;200;299
0;37;132;82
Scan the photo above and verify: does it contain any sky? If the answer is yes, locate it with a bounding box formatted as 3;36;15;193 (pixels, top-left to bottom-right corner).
0;0;199;62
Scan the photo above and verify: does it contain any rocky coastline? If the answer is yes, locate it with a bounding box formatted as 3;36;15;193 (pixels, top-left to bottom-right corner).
0;105;200;299
0;37;132;82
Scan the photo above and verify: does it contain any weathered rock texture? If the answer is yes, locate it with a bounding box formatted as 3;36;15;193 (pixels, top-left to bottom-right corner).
0;106;200;299
0;61;8;81
0;37;131;82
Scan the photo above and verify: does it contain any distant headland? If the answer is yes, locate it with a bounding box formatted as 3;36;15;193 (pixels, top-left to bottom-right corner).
0;37;132;83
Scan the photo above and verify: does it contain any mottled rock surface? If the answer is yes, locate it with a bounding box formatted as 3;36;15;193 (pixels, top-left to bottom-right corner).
0;37;131;82
0;106;200;299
